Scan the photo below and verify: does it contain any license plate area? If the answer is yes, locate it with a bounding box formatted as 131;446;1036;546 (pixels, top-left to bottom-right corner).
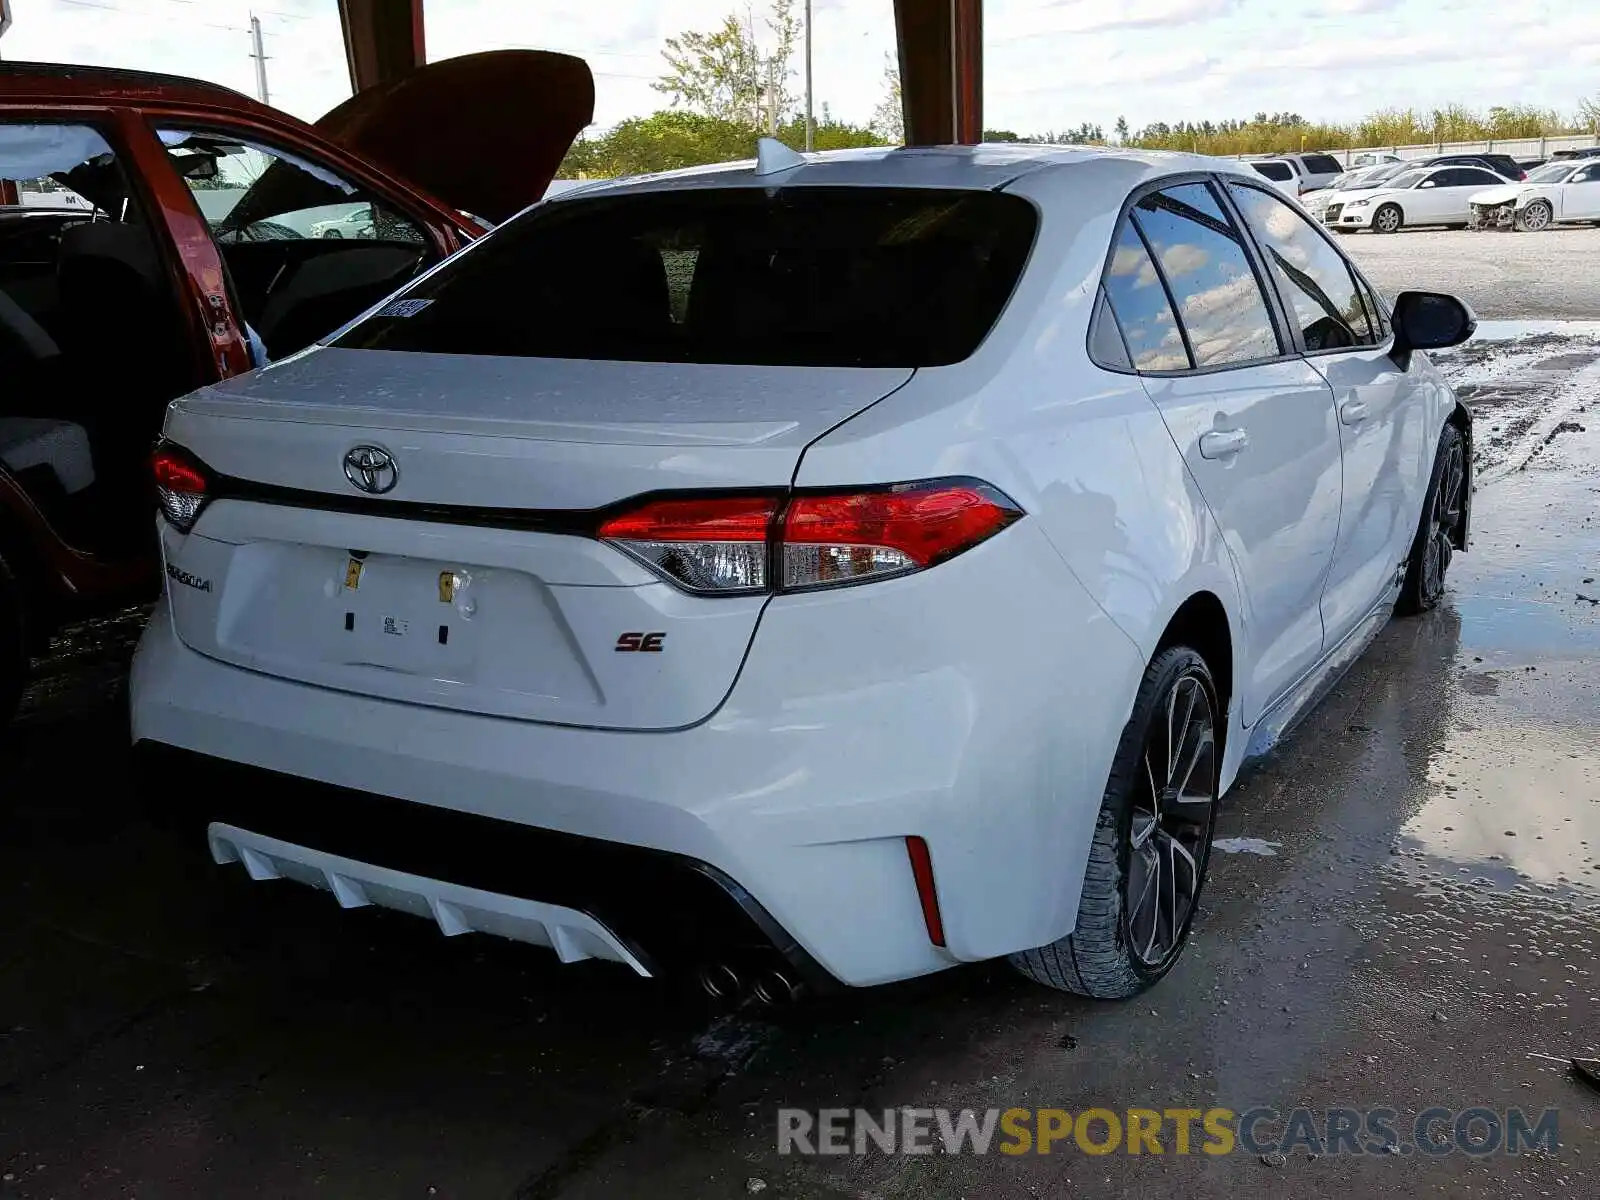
336;553;476;673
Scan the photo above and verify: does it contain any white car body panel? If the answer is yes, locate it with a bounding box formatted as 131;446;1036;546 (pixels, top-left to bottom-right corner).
1336;167;1510;229
130;143;1466;990
1469;162;1600;223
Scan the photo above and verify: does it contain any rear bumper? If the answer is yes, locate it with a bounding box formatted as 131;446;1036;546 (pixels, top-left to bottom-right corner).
131;520;1143;987
139;742;821;985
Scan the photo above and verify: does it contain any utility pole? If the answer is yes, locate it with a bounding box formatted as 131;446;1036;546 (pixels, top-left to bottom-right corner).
249;14;270;106
803;0;814;150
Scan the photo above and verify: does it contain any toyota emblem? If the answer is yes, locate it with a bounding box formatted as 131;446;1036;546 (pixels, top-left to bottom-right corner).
343;445;398;495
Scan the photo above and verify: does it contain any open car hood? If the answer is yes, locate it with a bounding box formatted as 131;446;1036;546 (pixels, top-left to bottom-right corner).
315;50;593;225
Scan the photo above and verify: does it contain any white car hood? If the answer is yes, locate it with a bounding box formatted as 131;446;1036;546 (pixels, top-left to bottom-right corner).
1469;185;1522;206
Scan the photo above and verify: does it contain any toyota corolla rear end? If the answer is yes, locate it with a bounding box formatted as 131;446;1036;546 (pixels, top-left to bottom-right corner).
131;171;1142;993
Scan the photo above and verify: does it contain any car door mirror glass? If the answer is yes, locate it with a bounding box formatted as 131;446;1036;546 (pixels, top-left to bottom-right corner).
1393;291;1476;352
1420;179;1436;188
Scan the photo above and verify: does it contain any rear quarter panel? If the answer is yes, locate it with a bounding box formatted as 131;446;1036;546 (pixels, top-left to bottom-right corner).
795;157;1248;699
790;159;1252;919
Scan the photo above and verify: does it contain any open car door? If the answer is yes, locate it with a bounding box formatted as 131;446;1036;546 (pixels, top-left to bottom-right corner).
314;49;594;226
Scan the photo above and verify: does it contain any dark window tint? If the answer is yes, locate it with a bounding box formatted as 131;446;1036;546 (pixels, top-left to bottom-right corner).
1102;221;1189;371
1574;166;1600;184
1302;154;1343;175
1432;169;1487;188
1089;288;1132;370
1131;182;1279;367
1228;183;1375;351
1250;162;1293;182
334;188;1037;367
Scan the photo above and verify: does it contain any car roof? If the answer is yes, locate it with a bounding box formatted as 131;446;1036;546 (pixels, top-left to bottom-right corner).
546;143;1261;204
0;60;268;116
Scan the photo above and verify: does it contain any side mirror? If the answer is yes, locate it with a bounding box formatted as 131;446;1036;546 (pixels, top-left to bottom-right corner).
1419;179;1436;188
1392;291;1476;360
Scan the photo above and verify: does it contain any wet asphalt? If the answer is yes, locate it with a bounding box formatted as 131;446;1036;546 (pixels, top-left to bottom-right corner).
1;331;1597;1198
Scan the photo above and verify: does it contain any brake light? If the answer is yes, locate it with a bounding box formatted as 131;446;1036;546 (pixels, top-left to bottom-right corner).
597;478;1020;595
598;495;776;594
151;443;210;532
783;481;1020;589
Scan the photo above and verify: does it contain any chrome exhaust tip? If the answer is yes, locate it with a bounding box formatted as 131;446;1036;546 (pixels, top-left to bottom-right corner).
750;966;803;1006
696;962;742;1000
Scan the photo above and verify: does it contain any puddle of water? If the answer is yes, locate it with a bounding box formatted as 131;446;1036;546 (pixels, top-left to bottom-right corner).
1468;319;1600;341
1212;837;1282;856
1398;716;1599;896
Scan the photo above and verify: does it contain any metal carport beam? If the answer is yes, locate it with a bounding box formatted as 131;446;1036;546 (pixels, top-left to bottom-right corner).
337;0;983;147
338;0;426;94
895;0;983;145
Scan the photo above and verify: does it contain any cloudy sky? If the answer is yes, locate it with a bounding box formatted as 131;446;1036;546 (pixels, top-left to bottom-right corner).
4;0;1597;137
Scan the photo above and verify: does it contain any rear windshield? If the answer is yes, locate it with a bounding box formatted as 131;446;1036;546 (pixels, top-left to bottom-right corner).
1250;162;1293;181
1302;154;1343;174
333;187;1038;367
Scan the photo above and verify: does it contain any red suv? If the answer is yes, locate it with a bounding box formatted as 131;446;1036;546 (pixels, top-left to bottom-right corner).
0;54;590;720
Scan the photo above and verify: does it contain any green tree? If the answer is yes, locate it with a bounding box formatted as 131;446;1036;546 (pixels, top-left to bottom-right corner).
653;1;800;131
871;55;903;144
1114;115;1129;143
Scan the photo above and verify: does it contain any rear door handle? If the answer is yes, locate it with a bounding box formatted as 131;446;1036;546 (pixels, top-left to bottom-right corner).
1198;428;1250;460
1339;400;1368;425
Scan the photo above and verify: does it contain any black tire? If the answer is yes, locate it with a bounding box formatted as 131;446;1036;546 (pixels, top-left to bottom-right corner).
323;228;343;239
0;554;27;728
1373;203;1403;234
1516;199;1553;232
1398;423;1467;615
1010;646;1221;999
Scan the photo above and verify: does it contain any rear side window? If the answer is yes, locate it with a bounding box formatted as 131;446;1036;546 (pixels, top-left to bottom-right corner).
1228;183;1375;351
334;188;1038;367
1101;221;1188;371
1250;162;1293;182
1302;154;1343;175
1129;182;1280;368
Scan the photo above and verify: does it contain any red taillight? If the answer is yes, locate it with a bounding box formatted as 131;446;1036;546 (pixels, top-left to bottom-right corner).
151;443;209;532
782;481;1020;589
598;479;1020;595
905;836;946;947
597;495;777;595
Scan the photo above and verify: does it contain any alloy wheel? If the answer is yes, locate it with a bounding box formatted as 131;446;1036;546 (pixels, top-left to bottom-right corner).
1421;439;1466;603
1124;671;1218;969
1375;206;1401;233
1521;201;1552;232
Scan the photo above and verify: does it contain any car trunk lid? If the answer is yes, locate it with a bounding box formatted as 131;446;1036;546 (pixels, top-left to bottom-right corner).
314;50;594;224
160;347;912;730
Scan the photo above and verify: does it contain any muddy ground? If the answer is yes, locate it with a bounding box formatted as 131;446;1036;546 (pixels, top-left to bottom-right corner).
1;330;1597;1198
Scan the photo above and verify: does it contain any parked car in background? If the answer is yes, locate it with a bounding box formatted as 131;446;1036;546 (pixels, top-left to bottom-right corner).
1241;152;1344;195
1324;163;1510;232
309;207;376;239
1418;153;1526;182
0;54;590;722
1468;158;1600;230
133;143;1476;1004
1351;152;1401;168
1300;161;1410;214
1551;147;1600;161
1246;158;1299;195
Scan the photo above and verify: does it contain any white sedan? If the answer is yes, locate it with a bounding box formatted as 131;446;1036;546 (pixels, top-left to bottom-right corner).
133;143;1475;1002
1468;159;1600;231
1324;163;1510;233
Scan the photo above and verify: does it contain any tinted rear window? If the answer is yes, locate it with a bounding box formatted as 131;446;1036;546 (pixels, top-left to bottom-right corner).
334;187;1038;367
1250;162;1293;181
1302;154;1343;174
